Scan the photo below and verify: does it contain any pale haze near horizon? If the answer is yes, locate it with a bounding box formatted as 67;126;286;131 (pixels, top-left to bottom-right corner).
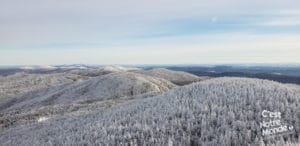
0;0;300;65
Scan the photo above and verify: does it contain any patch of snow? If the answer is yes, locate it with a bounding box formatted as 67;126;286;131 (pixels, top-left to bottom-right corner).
20;65;57;70
37;117;49;122
273;72;282;75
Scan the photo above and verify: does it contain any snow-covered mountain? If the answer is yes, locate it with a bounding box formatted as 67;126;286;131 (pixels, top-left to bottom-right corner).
0;77;299;145
134;68;209;85
0;72;175;112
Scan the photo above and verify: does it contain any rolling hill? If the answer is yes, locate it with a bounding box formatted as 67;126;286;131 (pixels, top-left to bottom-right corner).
0;72;175;112
1;77;299;145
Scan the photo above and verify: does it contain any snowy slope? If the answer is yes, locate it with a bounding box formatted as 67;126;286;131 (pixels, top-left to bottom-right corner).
0;73;84;99
0;72;175;111
135;68;209;85
1;77;299;145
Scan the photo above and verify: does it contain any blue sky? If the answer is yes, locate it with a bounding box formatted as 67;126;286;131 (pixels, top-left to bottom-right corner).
0;0;300;65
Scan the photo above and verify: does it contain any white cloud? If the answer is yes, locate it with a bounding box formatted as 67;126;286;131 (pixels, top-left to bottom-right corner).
0;0;300;64
211;16;218;23
1;32;299;65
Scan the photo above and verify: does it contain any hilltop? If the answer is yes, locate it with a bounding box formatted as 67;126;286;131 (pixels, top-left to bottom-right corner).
134;68;209;85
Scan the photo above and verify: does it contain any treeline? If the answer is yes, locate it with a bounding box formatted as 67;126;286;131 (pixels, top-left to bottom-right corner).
188;71;300;85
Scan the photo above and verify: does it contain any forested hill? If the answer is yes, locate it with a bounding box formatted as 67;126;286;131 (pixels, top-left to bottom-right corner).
1;77;299;145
